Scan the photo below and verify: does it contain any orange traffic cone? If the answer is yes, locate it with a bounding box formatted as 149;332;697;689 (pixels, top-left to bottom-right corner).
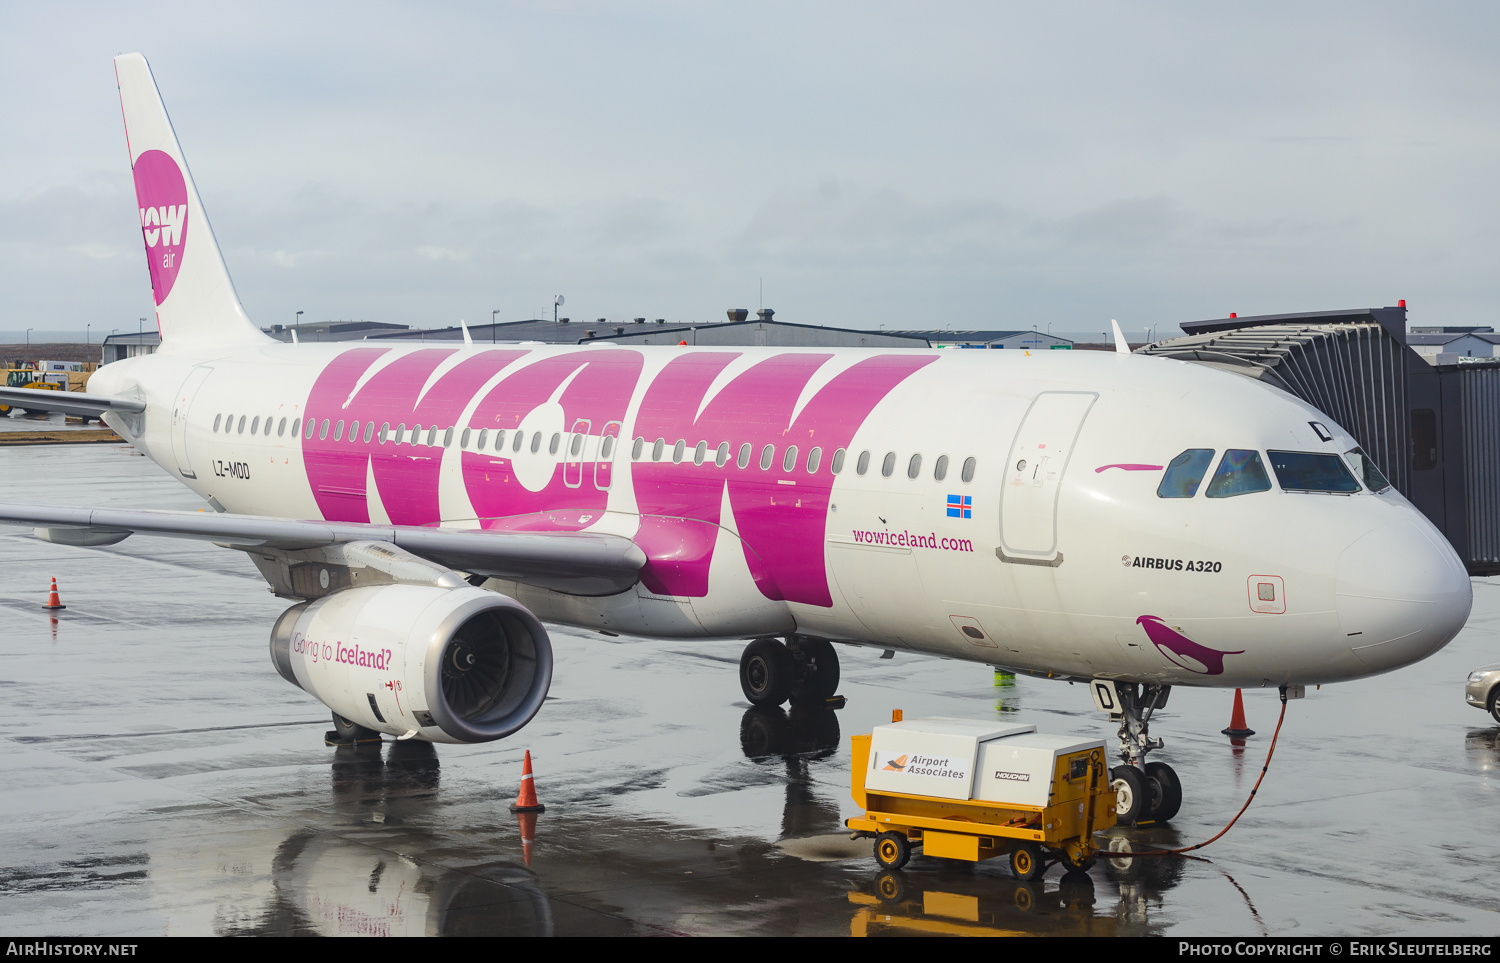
515;810;538;865
509;750;546;813
1221;688;1255;738
43;577;65;611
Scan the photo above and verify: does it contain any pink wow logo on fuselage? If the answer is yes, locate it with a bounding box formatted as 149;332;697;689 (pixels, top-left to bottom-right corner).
131;149;189;305
1136;615;1244;675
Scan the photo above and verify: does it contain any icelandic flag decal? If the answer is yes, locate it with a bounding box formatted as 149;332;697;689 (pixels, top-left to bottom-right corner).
946;494;972;519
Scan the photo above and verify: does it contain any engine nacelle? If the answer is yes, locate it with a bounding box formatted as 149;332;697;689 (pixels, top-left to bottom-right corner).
269;584;552;744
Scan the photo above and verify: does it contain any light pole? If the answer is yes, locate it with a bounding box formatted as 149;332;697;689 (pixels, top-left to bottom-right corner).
86;323;90;347
25;328;31;347
139;317;146;336
554;295;564;324
492;309;499;343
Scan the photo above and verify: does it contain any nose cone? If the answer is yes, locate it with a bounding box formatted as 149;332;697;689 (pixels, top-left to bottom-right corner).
1337;519;1472;673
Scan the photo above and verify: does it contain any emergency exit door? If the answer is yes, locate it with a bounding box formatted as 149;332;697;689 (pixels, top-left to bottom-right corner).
999;391;1097;561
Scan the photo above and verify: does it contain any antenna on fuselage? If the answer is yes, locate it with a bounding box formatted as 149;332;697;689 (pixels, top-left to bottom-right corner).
1111;319;1131;356
459;319;473;345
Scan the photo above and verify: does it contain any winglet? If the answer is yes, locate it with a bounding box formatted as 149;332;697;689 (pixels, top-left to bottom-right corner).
1111;319;1131;356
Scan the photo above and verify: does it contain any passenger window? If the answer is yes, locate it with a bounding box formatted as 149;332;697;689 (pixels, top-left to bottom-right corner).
857;451;870;475
290;418;300;438
549;433;560;455
250;416;260;435
632;436;644;460
715;442;729;467
783;445;799;471
318;419;329;440
693;441;707;466
737;443;752;469
961;457;976;483
278;417;287;437
444;427;455;448
213;414;222;432
332;420;343;441
239;416;248;434
462;428;472;448
907;454;922;479
1268;450;1360;493
513;430;524;453
652;438;665;461
672;440;686;464
362;422;373;444
760;445;775;470
882;452;896;477
831;448;846;474
807;447;821;473
601;436;616;460
1157;449;1215;498
571;433;583;457
531;432;543;454
933;454;948;482
1205;450;1272;498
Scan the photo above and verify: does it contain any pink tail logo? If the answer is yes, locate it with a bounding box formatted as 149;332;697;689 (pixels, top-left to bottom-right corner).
1136;615;1244;675
131;150;189;305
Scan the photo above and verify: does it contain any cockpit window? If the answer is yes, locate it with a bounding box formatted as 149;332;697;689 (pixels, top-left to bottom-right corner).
1205;450;1272;498
1268;450;1361;493
1157;449;1215;498
1344;447;1392;492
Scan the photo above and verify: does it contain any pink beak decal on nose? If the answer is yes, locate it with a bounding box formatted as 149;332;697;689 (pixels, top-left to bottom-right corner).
1136;615;1244;675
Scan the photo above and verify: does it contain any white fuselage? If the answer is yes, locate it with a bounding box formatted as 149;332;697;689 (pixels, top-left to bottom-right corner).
89;339;1473;690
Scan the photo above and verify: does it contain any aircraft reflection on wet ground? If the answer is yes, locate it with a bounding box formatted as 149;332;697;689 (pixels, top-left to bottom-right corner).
4;444;1500;936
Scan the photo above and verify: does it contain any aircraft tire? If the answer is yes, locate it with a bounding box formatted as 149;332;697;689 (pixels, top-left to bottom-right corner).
332;712;382;745
739;637;795;706
1111;765;1150;825
789;638;840;703
1144;761;1183;822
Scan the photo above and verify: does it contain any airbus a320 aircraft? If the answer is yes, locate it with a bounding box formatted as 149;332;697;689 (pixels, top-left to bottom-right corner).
0;54;1473;826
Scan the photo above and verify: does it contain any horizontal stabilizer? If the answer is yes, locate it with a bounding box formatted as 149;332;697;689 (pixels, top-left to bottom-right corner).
0;387;146;418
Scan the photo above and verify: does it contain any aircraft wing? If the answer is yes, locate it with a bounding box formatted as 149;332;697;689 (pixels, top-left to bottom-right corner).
0;503;646;596
0;387;146;418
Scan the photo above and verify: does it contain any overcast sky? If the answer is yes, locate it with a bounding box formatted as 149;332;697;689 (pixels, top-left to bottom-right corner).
2;2;1497;341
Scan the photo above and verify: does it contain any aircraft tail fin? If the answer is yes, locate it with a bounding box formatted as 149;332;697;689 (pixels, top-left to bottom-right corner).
114;53;269;349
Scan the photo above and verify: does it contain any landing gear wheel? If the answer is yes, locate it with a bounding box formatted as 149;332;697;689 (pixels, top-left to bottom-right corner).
1009;841;1046;881
790;638;840;703
331;712;381;745
740;637;795;706
1144;760;1183;822
1111;765;1150;826
875;831;911;871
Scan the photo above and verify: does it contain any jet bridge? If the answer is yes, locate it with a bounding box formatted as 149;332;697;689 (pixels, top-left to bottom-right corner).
1143;305;1500;575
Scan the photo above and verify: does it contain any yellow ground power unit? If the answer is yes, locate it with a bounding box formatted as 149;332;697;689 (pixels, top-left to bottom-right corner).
847;716;1115;880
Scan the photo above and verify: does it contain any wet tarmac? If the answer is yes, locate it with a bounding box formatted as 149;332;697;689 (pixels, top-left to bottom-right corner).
2;442;1499;936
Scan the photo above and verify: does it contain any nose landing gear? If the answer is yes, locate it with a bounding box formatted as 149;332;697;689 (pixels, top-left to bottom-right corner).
738;636;842;706
1092;680;1180;825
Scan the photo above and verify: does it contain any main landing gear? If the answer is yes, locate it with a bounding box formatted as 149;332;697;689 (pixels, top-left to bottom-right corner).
1092;681;1181;826
739;636;841;707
